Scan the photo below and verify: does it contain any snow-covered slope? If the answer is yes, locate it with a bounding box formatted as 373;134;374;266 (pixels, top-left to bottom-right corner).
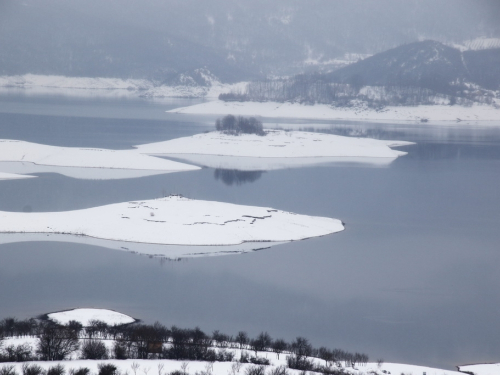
0;195;344;249
47;308;135;326
168;100;500;124
0;139;200;180
457;363;500;375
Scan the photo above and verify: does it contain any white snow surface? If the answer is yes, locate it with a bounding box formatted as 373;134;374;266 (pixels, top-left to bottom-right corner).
167;100;500;124
0;139;200;180
47;308;135;326
457;363;500;375
0;171;36;180
0;357;463;375
137;130;411;159
0;195;344;247
135;130;412;170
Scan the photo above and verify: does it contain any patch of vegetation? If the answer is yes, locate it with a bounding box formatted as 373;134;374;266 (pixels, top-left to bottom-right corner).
215;115;265;136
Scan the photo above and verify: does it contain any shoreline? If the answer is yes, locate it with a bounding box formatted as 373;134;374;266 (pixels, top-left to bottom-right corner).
167;100;500;125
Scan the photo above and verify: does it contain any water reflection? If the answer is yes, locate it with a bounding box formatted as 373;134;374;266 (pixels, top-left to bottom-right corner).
214;169;264;186
1;95;500;369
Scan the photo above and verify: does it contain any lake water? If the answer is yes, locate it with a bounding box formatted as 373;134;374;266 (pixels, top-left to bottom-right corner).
1;91;500;370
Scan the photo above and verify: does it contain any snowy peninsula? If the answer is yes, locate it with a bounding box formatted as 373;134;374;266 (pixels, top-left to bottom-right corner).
167;100;500;124
135;130;413;170
0;171;36;180
47;308;135;326
0;196;343;256
0;139;199;180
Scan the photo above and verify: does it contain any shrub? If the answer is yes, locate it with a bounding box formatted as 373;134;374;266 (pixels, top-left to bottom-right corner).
249;357;270;366
268;367;288;375
21;364;45;375
113;341;128;360
0;365;18;375
46;365;65;375
0;344;35;362
81;340;108;360
244;366;265;375
215;115;265;136
97;364;117;375
286;355;315;371
68;369;89;375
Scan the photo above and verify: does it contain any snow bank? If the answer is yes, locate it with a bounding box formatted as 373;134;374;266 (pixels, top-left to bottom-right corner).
0;74;247;99
0;171;36;180
0;195;344;250
167;100;500;124
135;130;412;170
0;358;462;375
0;140;199;180
457;363;500;375
47;308;135;326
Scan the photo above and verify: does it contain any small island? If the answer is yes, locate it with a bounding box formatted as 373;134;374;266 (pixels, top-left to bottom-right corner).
0;195;344;256
135;115;413;170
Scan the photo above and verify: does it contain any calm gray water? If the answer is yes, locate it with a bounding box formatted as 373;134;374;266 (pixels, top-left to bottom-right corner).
1;92;500;370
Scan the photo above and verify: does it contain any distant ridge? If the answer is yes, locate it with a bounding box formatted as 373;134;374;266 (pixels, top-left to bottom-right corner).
329;40;500;92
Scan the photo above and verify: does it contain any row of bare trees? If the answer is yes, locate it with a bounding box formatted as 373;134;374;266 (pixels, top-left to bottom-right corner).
1;318;368;370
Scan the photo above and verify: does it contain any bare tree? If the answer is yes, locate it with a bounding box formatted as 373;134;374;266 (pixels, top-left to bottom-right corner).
37;322;79;361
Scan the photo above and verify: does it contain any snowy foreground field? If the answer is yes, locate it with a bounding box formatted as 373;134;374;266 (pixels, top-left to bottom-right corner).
0;358;465;375
457;363;500;375
135;130;412;170
0;139;200;180
167;100;500;124
0;196;344;257
1;308;464;375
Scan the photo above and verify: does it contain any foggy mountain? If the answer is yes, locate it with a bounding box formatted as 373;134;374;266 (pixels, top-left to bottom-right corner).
328;40;500;94
0;0;499;82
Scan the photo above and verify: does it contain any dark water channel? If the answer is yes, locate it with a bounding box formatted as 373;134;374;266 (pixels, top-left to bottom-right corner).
0;92;500;370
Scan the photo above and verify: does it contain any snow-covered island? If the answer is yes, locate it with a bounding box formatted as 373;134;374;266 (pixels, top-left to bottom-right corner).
47;308;135;327
167;100;500;124
0;196;344;257
0;139;200;180
136;130;413;170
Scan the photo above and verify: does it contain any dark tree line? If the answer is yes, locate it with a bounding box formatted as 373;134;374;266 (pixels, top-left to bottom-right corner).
1;317;368;373
219;73;496;108
215;115;265;136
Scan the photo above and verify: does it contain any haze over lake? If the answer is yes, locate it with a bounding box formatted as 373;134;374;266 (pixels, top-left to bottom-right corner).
1;93;499;369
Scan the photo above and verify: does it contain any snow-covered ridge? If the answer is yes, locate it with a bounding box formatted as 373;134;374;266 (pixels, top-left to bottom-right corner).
167;100;500;124
0;195;344;248
47;308;135;327
0;74;248;99
0;139;200;180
